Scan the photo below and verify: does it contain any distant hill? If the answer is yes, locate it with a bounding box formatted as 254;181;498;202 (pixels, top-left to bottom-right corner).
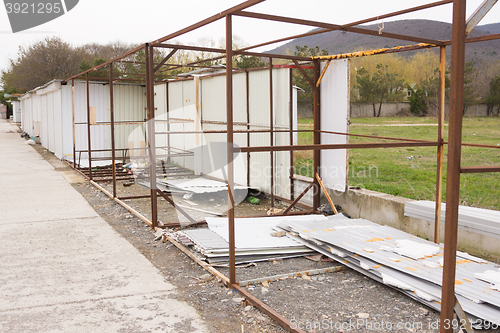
267;20;500;63
479;22;500;34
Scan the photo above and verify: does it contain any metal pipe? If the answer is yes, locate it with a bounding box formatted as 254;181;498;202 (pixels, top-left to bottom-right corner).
440;1;466;332
226;14;236;285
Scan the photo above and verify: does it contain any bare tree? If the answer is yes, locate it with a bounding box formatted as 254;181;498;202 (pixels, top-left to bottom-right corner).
2;37;86;92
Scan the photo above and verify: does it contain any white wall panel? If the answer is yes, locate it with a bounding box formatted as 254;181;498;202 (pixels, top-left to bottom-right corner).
320;59;350;192
110;84;147;162
61;85;73;160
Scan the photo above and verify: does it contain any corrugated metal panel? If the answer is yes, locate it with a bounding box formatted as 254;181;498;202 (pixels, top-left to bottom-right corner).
277;215;500;326
20;94;33;135
12;101;21;123
51;89;63;159
166;81;185;167
154;83;168;159
248;70;271;193
40;94;48;146
47;91;56;152
61;85;74;160
320;59;349;191
110;84;147;161
272;68;291;199
73;81;108;160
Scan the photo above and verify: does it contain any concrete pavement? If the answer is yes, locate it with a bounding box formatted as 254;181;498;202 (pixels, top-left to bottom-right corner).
0;119;207;332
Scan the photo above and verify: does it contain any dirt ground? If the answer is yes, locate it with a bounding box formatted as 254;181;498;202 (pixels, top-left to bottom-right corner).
32;143;499;333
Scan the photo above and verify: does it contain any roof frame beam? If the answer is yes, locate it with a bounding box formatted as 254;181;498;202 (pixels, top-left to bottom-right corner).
233;10;444;46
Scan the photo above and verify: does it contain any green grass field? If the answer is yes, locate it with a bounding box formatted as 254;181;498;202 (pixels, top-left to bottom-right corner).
295;117;500;210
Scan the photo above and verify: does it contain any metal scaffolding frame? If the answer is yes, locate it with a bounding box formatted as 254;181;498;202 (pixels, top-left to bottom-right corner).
60;1;500;332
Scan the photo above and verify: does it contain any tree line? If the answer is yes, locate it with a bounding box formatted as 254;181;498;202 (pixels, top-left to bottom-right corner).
0;36;265;95
2;38;499;119
292;45;500;117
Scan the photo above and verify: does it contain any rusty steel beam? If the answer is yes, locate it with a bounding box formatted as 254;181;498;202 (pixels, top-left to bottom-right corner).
460;166;500;173
226;14;236;286
234;11;444;46
313;60;321;210
282;181;314;215
269;58;275;208
440;1;466;332
232;284;307;333
289;68;294;201
156;189;197;224
63;44;146;84
152;0;265;45
145;44;158;229
246;71;251;187
153;48;177;73
434;46;447;244
240;141;439;153
71;79;76;169
293;60;315;89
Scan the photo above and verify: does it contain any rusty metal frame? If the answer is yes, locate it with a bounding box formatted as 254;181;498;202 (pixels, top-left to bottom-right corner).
62;1;500;332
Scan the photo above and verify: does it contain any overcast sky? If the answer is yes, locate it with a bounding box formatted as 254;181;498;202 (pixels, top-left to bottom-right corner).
1;0;499;77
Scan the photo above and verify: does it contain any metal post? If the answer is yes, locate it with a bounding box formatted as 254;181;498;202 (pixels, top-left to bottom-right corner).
166;82;171;164
72;79;76;169
109;63;117;198
289;68;295;201
145;44;158;229
312;60;321;210
440;1;466;332
86;73;93;180
226;14;236;285
269;58;275;207
434;46;447;244
246;71;251;187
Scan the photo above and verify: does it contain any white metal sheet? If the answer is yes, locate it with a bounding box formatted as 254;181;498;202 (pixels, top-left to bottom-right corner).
320;59;349;192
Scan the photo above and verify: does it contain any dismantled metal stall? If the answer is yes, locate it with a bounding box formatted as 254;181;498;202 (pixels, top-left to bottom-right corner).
57;1;500;332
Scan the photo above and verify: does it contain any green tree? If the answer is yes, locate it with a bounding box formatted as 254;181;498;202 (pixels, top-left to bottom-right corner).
356;63;405;117
234;56;266;69
484;74;500;116
409;88;427;116
463;61;479;115
79;57;108;78
293;46;329;110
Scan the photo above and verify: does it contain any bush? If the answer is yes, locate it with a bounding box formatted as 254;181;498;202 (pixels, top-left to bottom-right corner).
409;88;427;116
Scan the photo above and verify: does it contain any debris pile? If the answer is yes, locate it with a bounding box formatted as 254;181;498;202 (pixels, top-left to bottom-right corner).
275;214;500;328
173;216;328;265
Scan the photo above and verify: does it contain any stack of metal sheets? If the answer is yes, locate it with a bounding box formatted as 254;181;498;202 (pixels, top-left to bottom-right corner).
405;200;500;239
276;214;500;328
177;216;326;265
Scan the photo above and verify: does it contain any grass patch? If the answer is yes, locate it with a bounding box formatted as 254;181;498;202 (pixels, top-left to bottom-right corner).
294;116;500;210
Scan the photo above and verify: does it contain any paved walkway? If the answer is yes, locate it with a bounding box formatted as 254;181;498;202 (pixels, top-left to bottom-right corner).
0;119;207;332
